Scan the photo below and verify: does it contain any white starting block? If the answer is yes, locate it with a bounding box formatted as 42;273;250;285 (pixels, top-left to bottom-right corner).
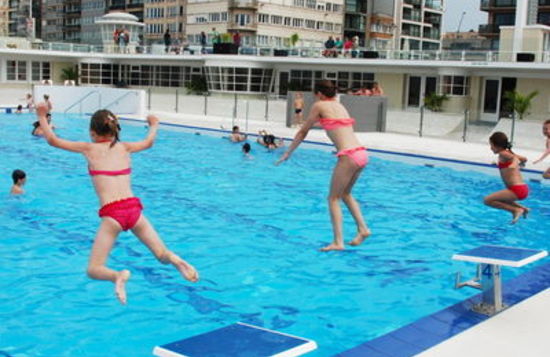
453;245;547;316
152;322;318;357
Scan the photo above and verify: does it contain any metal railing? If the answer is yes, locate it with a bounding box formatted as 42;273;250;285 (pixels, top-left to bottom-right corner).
103;91;139;111
5;40;550;65
63;90;101;115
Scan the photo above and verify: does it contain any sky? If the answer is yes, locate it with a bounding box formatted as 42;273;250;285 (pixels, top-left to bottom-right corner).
443;0;488;33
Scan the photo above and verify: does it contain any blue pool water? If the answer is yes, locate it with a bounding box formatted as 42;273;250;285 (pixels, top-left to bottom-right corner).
1;113;549;357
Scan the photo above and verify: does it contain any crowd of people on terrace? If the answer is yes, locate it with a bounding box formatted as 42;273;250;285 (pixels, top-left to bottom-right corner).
322;35;361;58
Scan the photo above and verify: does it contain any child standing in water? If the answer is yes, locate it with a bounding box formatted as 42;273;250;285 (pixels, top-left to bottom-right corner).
533;119;550;179
293;92;304;126
36;103;198;304
10;169;26;195
276;80;370;251
484;132;529;224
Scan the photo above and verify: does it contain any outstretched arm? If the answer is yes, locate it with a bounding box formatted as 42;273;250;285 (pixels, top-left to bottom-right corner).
36;103;89;153
276;104;320;165
123;115;159;153
533;140;550;163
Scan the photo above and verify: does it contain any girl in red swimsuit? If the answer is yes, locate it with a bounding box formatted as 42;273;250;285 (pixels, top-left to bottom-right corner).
277;80;370;251
485;131;529;224
36;103;198;304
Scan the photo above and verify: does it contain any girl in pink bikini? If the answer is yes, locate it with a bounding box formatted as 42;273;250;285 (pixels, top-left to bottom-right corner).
276;80;370;251
485;131;529;224
36;103;198;304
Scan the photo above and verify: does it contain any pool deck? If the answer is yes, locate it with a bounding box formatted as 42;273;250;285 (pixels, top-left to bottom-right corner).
124;111;550;357
416;288;550;357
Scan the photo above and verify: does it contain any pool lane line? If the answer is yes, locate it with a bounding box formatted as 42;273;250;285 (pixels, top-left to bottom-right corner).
118;117;545;176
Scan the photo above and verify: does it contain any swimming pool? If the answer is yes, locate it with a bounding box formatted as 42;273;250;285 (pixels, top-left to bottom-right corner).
1;113;549;357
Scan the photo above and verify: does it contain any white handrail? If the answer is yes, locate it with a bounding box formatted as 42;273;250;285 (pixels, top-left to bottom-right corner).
63;90;102;115
103;91;139;110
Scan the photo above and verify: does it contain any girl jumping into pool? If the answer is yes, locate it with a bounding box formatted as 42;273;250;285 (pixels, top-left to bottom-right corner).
276;80;370;251
485;131;529;224
36;103;198;304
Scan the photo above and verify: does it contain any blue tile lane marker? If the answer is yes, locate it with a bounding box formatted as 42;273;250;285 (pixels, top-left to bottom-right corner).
153;322;317;357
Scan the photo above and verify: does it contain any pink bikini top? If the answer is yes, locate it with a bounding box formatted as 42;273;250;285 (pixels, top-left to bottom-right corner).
88;168;132;176
497;160;513;169
319;118;355;131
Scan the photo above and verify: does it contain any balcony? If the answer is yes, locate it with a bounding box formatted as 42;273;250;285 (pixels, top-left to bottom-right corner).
424;15;441;25
403;11;421;22
227;21;257;31
480;0;516;10
424;0;443;12
423;28;440;40
404;0;421;6
479;23;501;35
228;0;258;9
402;28;421;37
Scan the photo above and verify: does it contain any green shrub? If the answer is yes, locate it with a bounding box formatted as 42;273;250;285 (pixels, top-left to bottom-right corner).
424;92;449;112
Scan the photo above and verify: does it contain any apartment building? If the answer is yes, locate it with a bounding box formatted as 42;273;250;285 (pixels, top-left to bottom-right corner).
143;0;185;44
42;0;81;42
8;0;42;38
0;0;9;37
107;0;145;22
82;0;107;44
398;0;444;50
478;0;550;50
185;0;345;47
362;0;444;51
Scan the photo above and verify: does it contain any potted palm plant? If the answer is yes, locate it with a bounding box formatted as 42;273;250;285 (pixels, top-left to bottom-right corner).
503;90;539;143
60;66;78;85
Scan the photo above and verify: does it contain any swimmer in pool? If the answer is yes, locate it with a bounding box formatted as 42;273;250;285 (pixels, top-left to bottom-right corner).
276;80;371;251
229;125;247;143
532;119;550;179
10;169;26;195
484;131;529;224
36;103;198;304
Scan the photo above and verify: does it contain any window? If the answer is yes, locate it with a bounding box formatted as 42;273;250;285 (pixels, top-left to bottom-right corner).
7;60;26;81
31;62;51;81
209;13;220;22
258;13;269;23
292;18;303;27
306;0;316;9
284;17;291;26
441;76;470;96
305;19;315;29
271;15;282;25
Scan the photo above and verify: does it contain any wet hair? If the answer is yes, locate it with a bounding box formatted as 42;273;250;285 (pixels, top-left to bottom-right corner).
264;134;276;145
17;105;23;111
242;143;251;153
314;80;337;98
232;125;239;132
544;119;550;125
44;94;49;100
89;109;121;147
489;132;512;151
12;169;26;184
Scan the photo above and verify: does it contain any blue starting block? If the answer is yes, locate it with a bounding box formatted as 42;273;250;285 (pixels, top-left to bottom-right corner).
152;322;318;357
453;245;547;315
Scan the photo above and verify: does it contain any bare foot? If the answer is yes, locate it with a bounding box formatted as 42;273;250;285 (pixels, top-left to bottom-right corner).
174;258;199;282
511;209;524;224
348;229;371;246
319;243;345;252
115;270;131;305
522;207;530;219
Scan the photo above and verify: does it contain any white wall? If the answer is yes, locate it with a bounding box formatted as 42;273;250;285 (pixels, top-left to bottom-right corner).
33;85;146;116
